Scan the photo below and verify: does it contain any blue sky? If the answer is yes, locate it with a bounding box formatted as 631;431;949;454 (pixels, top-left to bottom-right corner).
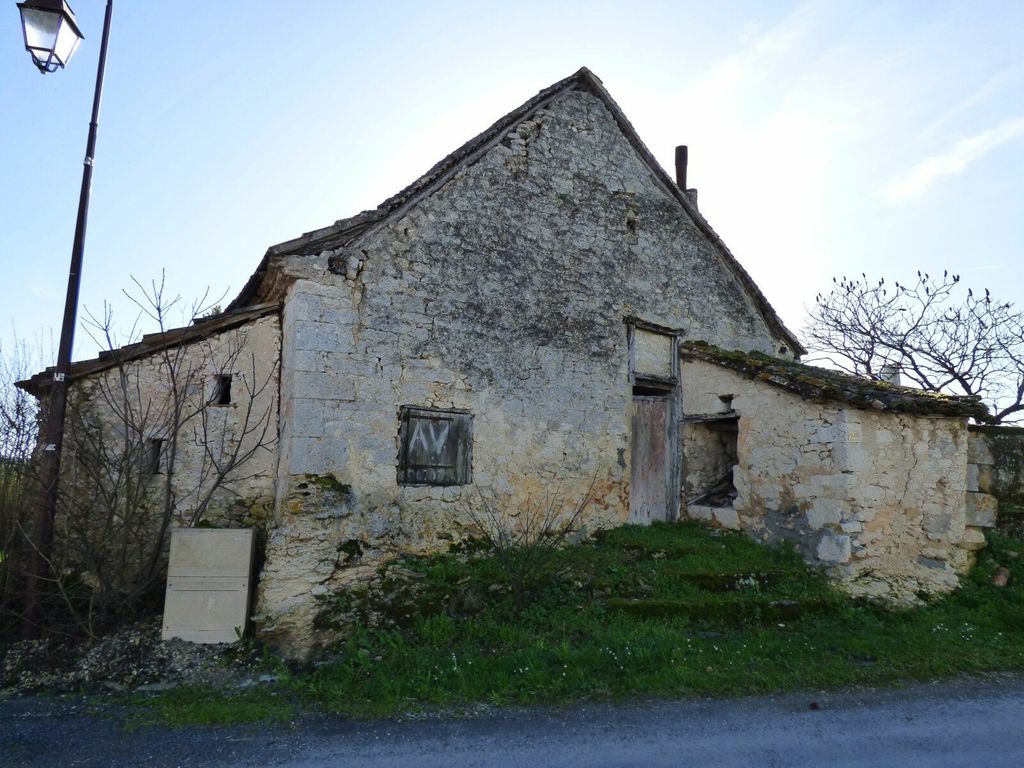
2;0;1022;363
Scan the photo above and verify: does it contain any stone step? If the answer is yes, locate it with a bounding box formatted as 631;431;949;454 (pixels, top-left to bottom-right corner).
620;543;703;559
660;569;799;592
605;596;836;624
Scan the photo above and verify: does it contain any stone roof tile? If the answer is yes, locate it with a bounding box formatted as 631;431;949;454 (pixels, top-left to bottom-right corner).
17;303;279;397
681;341;989;420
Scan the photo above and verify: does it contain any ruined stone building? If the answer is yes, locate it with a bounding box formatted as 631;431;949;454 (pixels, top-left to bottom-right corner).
19;68;1004;653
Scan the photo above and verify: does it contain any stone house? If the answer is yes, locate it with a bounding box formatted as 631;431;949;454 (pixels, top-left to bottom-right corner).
19;68;999;654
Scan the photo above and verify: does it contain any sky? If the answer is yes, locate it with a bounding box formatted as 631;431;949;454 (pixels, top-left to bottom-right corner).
1;0;1022;366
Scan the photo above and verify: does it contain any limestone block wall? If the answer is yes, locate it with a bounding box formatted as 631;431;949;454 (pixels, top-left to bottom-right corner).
968;425;1024;538
254;86;791;654
63;314;281;529
681;359;974;602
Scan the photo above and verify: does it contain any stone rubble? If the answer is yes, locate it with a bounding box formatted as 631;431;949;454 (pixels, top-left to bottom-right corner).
0;618;270;695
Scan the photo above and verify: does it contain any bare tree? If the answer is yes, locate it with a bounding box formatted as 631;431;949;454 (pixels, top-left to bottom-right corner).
46;275;278;633
0;337;46;632
805;271;1024;423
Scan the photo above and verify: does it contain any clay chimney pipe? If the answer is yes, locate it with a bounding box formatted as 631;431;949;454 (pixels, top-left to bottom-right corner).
674;145;688;190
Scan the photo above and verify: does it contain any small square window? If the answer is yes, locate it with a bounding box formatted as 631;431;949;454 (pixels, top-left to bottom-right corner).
212;374;232;405
397;406;472;486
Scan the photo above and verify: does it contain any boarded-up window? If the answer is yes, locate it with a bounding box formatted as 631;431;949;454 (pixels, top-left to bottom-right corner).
631;326;677;381
397;406;472;486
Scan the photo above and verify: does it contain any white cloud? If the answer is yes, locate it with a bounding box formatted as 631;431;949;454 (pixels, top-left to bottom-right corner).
919;66;1022;140
883;116;1024;203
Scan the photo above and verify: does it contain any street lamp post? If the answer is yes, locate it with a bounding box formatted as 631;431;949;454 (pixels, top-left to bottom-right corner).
17;0;114;636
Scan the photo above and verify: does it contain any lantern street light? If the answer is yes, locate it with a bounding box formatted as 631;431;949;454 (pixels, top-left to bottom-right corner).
17;0;114;637
17;0;83;73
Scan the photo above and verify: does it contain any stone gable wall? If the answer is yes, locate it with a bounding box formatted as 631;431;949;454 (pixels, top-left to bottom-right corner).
254;87;788;653
681;359;975;602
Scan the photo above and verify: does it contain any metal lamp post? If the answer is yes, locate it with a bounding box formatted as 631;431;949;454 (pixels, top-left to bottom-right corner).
17;0;114;636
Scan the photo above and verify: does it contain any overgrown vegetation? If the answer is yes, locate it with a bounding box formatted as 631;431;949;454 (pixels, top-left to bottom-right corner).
0;275;278;639
138;522;1024;723
0;338;42;634
50;277;277;635
458;482;595;616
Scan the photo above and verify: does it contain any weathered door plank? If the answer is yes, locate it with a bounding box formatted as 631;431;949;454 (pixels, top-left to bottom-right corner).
630;395;671;524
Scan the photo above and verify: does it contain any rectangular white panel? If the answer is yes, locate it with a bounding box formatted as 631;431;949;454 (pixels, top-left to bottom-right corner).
162;528;254;644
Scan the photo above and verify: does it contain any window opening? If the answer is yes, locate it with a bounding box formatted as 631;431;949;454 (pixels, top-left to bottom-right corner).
213;374;232;405
143;438;164;477
633;383;672;397
683;416;739;508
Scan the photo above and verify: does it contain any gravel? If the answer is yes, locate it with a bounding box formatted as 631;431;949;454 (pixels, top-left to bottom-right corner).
0;617;270;695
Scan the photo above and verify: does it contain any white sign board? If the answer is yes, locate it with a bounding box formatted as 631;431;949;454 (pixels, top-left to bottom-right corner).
162;528;255;644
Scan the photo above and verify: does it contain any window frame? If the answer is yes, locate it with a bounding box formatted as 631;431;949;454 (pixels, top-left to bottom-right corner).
626;318;681;386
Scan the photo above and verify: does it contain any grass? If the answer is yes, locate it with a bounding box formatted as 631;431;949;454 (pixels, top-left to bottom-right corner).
135;522;1024;724
126;686;296;729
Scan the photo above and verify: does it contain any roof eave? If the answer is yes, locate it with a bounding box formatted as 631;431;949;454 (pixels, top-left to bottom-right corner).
681;341;988;420
16;303;281;398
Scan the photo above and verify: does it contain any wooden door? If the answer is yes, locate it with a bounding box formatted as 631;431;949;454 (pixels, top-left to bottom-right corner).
630;395;672;524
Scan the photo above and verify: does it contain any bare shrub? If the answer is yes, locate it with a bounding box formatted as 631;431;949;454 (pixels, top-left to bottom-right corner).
460;480;599;616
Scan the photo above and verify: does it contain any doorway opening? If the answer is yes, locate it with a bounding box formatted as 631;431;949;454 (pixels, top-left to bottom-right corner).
683;413;739;508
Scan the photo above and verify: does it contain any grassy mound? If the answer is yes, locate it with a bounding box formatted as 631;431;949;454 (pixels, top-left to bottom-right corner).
287;523;1024;716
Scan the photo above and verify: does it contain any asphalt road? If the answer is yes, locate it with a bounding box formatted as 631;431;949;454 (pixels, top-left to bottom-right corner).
3;678;1023;767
